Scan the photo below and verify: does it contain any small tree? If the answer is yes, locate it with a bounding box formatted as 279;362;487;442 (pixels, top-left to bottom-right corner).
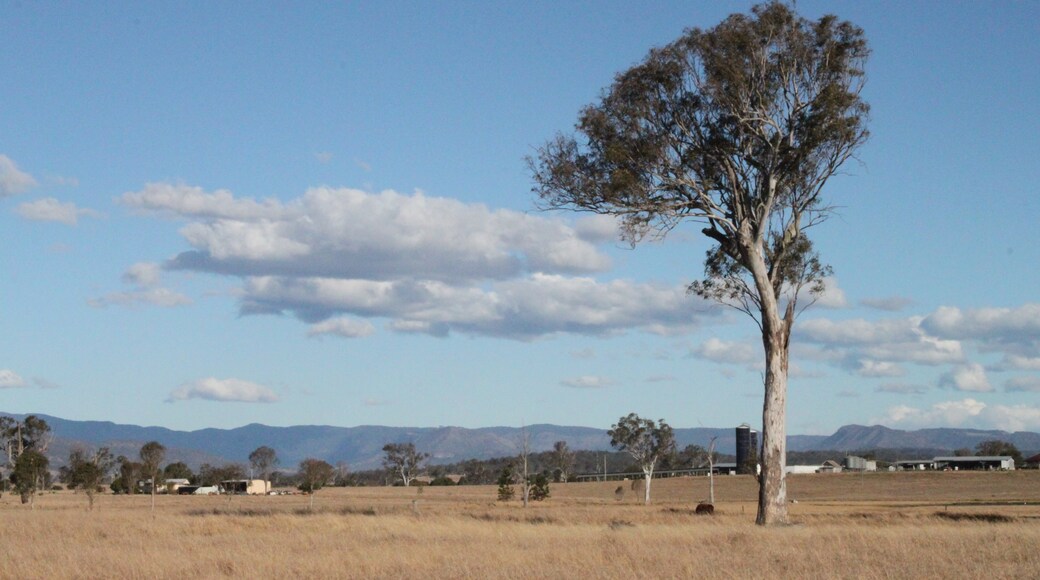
549;440;575;483
11;449;49;508
382;443;429;486
528;472;551;501
64;447;115;511
139;441;166;512
248;446;278;492
113;456;142;494
608;413;675;505
298;458;335;509
496;466;515;501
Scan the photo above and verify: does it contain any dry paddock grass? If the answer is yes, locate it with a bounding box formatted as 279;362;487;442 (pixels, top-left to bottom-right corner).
2;471;1040;579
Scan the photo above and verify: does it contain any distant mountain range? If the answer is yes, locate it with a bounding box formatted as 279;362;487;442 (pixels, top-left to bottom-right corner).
4;413;1038;470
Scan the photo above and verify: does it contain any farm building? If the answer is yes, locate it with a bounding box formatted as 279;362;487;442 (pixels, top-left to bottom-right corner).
894;456;1016;471
933;456;1015;471
842;456;877;471
220;479;270;494
164;479;191;493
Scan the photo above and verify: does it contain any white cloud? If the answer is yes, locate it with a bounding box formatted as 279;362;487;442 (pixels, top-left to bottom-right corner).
0;155;37;197
121;183;721;340
307;317;376;339
690;337;759;368
797;316;964;366
242;274;707;340
123;262;162;288
877;398;1040;432
1005;376;1040;393
560;375;614;389
0;369;27;389
921;304;1040;356
168;377;278;403
939;363;993;392
855;360;905;378
15;197;101;225
992;355;1040;372
809;277;848;309
120;182;287;220
90;263;191;308
161;186;612;280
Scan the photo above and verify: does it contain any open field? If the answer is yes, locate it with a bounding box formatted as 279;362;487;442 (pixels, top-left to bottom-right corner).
2;471;1040;579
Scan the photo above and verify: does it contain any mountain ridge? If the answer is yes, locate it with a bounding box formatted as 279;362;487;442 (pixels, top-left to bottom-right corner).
3;413;1037;470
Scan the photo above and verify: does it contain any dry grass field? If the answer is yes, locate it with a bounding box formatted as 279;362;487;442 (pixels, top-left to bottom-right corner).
2;471;1040;579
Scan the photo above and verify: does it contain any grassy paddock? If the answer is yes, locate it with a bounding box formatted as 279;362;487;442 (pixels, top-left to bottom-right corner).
2;471;1040;578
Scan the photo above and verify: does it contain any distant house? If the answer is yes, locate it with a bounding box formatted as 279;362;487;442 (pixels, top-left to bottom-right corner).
1025;453;1040;469
817;460;842;473
220;479;270;494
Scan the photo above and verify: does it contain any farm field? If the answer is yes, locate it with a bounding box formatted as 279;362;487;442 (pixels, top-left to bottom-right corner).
2;471;1039;579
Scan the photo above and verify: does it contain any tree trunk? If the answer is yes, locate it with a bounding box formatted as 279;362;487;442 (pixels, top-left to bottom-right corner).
756;329;789;525
643;468;652;505
744;236;790;526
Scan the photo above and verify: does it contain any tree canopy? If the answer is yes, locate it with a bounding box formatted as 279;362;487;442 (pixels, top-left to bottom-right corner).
608;413;675;505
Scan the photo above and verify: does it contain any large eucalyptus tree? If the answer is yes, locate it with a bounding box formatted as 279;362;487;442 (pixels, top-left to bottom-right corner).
530;2;869;524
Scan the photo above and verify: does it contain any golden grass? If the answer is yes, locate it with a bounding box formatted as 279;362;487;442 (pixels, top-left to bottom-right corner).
3;472;1040;578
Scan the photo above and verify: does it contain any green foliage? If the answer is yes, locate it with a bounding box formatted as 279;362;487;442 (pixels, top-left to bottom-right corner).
382;442;429;485
496;467;515;501
163;461;195;482
429;476;457;486
608;413;675;474
528;472;551;501
297;458;335;493
11;449;49;504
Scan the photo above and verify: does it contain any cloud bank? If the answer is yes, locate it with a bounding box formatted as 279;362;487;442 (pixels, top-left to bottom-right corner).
120;183;714;340
168;377;279;403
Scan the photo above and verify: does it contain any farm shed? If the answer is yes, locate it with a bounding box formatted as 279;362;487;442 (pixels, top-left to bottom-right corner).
933;456;1015;471
220;479;270;494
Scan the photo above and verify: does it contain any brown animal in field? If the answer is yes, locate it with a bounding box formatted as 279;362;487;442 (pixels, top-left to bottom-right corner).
695;503;715;515
614;485;625;501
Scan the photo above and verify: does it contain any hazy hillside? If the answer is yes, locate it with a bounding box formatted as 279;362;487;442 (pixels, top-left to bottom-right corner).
3;413;1036;471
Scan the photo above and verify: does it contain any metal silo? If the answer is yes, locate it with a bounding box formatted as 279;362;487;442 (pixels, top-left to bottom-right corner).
736;423;752;475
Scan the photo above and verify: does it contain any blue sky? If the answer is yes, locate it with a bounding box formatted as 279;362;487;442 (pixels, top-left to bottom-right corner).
2;1;1038;435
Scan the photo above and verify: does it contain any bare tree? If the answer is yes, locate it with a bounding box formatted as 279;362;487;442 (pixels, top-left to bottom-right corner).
517;425;532;508
139;441;166;512
382;443;429;487
608;413;675;505
549;440;575;483
531;2;869;525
